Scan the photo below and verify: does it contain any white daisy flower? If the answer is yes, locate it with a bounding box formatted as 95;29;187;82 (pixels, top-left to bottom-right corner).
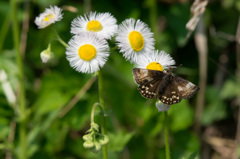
135;50;175;72
40;44;53;63
35;5;63;29
116;18;155;63
71;12;117;39
66;33;110;73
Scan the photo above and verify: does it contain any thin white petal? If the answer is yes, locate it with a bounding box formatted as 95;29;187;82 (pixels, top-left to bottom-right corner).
66;32;110;73
135;50;175;69
71;12;118;39
35;5;63;29
116;18;155;63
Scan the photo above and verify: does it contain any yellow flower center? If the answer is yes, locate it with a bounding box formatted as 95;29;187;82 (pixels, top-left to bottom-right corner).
86;20;103;32
43;14;54;22
78;44;97;61
146;62;163;71
128;31;144;52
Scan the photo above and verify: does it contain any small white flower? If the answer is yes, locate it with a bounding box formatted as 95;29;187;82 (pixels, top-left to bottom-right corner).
156;100;171;111
71;12;117;39
40;44;53;63
66;32;110;73
116;18;155;63
35;5;63;29
135;50;175;71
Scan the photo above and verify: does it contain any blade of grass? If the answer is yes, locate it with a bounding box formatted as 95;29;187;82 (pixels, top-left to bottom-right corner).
10;0;27;158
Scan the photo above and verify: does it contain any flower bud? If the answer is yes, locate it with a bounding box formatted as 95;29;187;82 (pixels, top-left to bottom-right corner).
40;44;53;63
99;135;109;146
91;122;99;132
83;140;94;149
156;100;171;112
83;134;93;141
90;142;102;153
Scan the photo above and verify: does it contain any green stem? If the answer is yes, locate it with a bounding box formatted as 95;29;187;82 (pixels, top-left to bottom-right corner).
0;12;10;51
84;0;91;13
97;70;108;159
164;111;170;159
149;0;159;46
91;103;103;124
10;0;27;159
149;0;157;33
53;28;68;47
110;46;118;53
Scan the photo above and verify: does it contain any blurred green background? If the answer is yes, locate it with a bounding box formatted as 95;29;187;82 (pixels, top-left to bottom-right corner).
1;0;240;158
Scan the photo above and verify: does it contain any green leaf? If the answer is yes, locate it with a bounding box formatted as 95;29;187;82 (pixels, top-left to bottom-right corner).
172;131;200;159
169;100;194;131
202;86;227;125
221;79;240;99
221;0;234;9
188;151;198;159
165;4;189;47
236;0;240;11
108;130;135;152
32;90;69;119
202;100;227;126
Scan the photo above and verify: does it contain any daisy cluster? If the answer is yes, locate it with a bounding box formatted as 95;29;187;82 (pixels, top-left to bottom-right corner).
66;12;176;73
35;5;176;75
66;12;118;73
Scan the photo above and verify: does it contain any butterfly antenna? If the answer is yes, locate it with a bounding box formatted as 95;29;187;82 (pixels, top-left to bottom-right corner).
170;64;182;72
165;64;183;74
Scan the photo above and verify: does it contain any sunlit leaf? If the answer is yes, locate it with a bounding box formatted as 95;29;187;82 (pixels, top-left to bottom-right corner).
108;130;135;152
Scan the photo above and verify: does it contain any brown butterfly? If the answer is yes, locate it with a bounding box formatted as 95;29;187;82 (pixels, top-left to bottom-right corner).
132;68;199;105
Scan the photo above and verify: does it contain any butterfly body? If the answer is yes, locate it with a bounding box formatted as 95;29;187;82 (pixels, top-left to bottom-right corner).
133;68;199;105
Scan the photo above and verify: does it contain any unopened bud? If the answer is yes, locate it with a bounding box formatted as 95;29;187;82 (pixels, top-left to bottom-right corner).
83;140;94;149
90;142;102;153
40;44;53;63
83;134;92;141
99;135;109;146
156;100;171;112
91;122;99;132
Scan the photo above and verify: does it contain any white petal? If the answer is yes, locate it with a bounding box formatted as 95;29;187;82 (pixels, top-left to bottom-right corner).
66;32;110;73
116;18;155;63
135;50;175;69
71;12;118;39
35;5;63;29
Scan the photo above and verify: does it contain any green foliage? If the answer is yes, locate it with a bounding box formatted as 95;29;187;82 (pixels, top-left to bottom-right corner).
1;0;240;158
221;79;240;99
222;0;240;11
187;151;198;159
108;130;135;152
202;86;227;126
169;100;194;132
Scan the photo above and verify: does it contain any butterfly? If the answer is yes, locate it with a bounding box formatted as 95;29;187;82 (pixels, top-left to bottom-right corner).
132;68;199;105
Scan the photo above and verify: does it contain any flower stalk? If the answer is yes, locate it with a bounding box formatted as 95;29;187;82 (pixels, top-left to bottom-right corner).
54;28;68;47
91;103;104;123
164;111;170;159
97;70;108;159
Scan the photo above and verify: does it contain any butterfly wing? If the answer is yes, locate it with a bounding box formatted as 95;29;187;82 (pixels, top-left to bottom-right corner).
137;79;161;99
133;68;164;84
133;68;165;99
158;76;199;105
133;68;199;104
173;76;199;99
